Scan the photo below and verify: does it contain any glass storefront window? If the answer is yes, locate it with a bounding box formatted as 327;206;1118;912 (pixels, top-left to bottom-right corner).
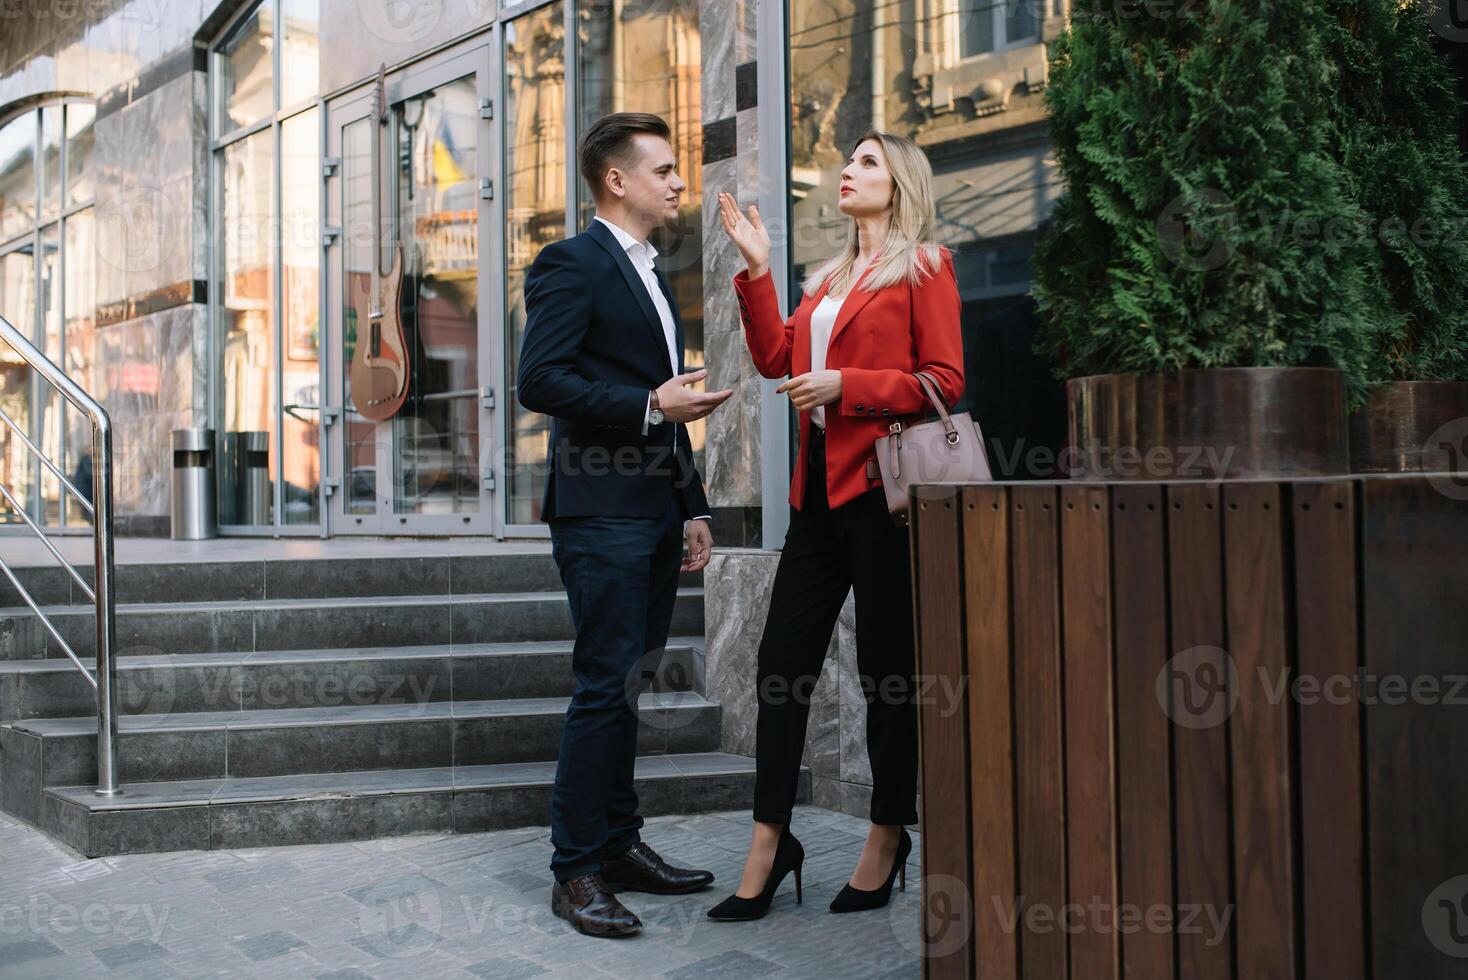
340;115;376;517
219;2;276;136
504;2;567;527
0;247;35;523
575;0;706;467
220;129;276;525
39;106;61;223
279;0;320;110
212;0;322;529
36;224;61;523
65;104;94;207
0;113;36;244
63;209;95;526
280;107;320;525
789;0;1066;479
0;100;95;527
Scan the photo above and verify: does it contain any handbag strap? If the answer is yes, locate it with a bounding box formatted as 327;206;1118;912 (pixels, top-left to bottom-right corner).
914;371;959;444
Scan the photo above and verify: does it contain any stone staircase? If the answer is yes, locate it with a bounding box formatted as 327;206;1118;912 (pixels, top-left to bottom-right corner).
0;549;805;857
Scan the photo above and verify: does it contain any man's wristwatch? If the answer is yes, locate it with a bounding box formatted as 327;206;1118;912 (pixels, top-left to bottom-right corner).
648;389;665;426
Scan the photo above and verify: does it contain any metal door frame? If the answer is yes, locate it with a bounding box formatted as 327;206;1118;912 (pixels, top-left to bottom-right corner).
322;31;502;536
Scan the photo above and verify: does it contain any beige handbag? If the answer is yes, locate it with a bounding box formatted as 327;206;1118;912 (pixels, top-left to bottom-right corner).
867;371;993;526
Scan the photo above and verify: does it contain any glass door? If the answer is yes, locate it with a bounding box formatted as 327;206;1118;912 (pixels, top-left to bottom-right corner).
323;33;499;534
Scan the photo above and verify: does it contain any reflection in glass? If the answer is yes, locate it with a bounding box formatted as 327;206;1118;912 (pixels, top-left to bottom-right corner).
281;108;320;524
37;225;61;523
790;0;1064;478
341;116;377;516
393;76;481;516
576;0;706;467
66;104;95;207
63;209;95;526
219;2;276;136
220;128;276;525
505;3;566;526
0;246;35;522
39;106;61;223
279;0;320;109
0;112;36;243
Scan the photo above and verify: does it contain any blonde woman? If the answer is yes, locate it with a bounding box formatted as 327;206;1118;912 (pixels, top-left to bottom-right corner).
707;131;964;920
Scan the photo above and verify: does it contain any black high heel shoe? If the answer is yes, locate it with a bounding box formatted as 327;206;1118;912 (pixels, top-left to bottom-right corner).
828;826;911;913
706;826;805;921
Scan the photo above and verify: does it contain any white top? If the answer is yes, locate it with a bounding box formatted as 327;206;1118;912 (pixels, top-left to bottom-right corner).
809;293;843;429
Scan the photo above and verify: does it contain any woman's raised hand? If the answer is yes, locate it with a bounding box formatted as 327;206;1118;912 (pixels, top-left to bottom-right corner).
717;191;771;279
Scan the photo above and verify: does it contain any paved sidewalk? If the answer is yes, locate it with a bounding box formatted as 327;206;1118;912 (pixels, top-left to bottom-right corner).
0;806;923;979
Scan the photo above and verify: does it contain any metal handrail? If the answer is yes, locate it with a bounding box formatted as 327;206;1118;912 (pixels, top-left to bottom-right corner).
0;313;121;797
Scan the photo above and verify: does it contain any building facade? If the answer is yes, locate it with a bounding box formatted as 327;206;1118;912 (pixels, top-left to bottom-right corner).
0;0;1067;542
2;0;1069;811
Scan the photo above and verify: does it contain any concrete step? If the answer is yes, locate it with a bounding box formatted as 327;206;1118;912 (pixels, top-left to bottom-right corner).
3;691;722;789
0;553;705;607
0;588;705;660
37;753;807;857
0;638;706;720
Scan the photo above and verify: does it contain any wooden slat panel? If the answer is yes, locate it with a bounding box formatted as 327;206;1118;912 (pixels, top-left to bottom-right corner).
1291;480;1365;980
1112;484;1175;979
1060;484;1118;977
1361;476;1468;978
1009;484;1067;980
913;487;973;979
1222;482;1296;979
1164;483;1234;980
963;485;1017;980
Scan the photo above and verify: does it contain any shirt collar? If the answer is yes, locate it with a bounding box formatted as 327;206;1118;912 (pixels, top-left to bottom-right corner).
593;214;658;264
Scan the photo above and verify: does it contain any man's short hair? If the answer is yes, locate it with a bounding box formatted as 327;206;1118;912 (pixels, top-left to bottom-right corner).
578;112;672;200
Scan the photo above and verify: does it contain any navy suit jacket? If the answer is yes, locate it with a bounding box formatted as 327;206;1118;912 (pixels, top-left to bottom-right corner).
516;218;712;522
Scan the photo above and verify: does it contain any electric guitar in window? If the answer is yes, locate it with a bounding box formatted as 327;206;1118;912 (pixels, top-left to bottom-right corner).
348;63;410;422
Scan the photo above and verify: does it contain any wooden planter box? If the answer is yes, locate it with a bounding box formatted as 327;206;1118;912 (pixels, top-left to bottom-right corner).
909;475;1467;980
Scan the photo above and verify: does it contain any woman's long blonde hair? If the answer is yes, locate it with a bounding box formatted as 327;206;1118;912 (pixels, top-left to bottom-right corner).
802;130;944;298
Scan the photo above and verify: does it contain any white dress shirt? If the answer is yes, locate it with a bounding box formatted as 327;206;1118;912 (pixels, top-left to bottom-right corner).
593;214;710;526
808;293;843;430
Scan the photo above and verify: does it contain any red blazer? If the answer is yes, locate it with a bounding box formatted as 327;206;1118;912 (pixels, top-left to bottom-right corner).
733;248;965;511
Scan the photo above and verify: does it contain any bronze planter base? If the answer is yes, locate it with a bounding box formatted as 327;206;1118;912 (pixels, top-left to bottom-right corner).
1065;367;1349;480
1348;380;1468;473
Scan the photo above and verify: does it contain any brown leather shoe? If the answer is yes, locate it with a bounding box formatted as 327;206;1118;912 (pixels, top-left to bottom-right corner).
550;873;642;938
600;841;715;895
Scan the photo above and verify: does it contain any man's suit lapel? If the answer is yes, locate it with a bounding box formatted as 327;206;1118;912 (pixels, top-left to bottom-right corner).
586;219;670;372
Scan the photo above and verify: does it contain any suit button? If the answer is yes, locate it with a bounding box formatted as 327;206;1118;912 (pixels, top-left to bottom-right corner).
882;408;891;416
856;405;866;414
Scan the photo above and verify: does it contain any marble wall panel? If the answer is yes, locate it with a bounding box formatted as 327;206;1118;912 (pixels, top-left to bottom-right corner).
703;330;761;510
157;304;195;416
699;0;734;125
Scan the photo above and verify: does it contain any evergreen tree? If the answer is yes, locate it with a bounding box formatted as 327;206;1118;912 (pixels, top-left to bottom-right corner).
1328;0;1468;381
1032;0;1397;407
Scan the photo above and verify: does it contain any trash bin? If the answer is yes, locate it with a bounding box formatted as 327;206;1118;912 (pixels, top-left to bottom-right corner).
171;427;216;540
238;431;271;525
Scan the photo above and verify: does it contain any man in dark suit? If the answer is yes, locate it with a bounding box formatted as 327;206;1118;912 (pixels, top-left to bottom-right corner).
517;112;733;939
